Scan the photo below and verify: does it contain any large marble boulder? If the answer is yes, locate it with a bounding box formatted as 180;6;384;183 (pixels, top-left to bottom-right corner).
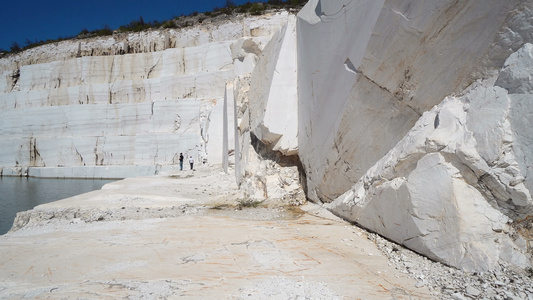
330;62;533;270
231;14;303;204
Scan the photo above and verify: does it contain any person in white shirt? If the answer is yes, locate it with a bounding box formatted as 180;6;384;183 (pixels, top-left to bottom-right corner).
189;156;194;170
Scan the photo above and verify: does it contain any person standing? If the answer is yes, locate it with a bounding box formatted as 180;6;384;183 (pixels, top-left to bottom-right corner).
179;153;184;170
189;156;194;170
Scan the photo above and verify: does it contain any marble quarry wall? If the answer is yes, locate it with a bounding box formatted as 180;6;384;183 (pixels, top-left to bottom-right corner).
0;12;291;178
3;0;533;272
296;0;533;271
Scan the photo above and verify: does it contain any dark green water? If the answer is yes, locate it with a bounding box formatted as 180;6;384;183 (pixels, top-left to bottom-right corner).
0;177;115;235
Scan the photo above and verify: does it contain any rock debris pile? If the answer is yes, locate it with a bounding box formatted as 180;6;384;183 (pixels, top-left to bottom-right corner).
368;231;533;300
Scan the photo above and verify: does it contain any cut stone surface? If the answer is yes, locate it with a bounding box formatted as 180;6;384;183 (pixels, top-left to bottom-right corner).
297;0;533;204
0;167;432;299
249;15;298;156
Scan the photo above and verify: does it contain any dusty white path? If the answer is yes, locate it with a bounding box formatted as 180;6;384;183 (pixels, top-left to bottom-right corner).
0;166;433;299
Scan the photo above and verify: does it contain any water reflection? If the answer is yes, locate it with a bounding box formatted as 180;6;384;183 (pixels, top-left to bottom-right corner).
0;177;115;235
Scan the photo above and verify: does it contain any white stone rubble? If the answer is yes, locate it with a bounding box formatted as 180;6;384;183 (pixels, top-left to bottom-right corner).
368;229;533;300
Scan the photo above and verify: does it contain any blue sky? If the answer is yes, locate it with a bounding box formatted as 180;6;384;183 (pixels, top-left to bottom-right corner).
0;0;263;51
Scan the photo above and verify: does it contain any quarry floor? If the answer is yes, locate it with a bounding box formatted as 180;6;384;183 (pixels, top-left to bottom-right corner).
0;166;433;299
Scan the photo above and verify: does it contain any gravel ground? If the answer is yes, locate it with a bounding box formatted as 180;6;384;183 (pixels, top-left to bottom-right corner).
366;230;533;300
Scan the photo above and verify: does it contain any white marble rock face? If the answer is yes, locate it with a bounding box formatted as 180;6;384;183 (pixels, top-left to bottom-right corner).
297;0;533;203
294;0;533;271
0;12;291;178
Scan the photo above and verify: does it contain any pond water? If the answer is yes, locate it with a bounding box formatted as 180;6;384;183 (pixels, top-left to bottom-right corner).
0;177;116;235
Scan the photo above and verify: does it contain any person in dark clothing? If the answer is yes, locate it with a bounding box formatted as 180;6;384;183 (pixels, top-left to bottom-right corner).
179;153;184;170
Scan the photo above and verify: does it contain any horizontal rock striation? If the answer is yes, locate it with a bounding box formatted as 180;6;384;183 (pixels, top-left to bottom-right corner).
0;12;291;178
0;14;291;70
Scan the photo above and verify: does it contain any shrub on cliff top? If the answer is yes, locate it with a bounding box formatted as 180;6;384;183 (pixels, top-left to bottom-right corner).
4;0;307;55
249;3;265;15
78;25;113;38
9;42;21;53
162;20;177;29
118;17;154;33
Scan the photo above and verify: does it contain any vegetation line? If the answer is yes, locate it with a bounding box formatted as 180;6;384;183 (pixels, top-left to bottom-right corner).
0;0;306;56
